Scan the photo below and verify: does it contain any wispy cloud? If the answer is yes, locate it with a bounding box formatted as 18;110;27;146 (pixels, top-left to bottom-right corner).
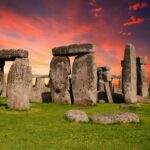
90;7;103;17
123;16;144;26
129;2;149;11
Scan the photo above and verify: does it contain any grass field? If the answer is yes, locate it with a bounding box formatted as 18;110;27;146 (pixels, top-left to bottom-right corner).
0;98;150;150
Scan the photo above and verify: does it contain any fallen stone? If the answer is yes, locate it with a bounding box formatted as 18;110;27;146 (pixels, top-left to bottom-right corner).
72;54;97;105
91;112;139;124
52;43;95;56
104;82;113;103
7;58;32;110
65;110;89;122
0;49;28;61
99;100;106;103
50;56;71;104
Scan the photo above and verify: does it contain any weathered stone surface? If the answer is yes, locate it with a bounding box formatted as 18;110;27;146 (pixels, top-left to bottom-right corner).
104;82;113;103
50;56;71;104
0;61;6;97
7;58;32;110
99;100;106;103
136;56;149;97
65;110;89;122
97;66;113;102
52;43;95;56
102;66;111;82
91;112;139;124
30;77;51;102
0;49;28;61
97;67;105;92
72;54;97;105
121;43;137;103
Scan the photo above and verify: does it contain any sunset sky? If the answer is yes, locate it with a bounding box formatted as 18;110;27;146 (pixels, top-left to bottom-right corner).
0;0;150;78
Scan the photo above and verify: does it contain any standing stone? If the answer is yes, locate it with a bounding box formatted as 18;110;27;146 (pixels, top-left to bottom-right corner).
97;67;105;92
50;56;71;104
122;44;137;103
136;56;149;97
30;77;46;102
7;58;32;110
72;54;97;105
0;61;6;97
102;66;113;103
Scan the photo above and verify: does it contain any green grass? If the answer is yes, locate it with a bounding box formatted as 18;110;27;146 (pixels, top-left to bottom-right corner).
0;98;150;150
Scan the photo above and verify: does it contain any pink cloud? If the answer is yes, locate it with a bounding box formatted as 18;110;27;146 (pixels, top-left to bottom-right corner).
123;16;144;26
129;2;149;11
90;7;103;17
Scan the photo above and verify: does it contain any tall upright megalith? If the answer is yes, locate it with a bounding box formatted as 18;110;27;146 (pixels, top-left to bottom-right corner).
121;43;137;103
97;67;105;92
7;58;32;110
72;54;97;105
50;56;71;104
136;56;149;97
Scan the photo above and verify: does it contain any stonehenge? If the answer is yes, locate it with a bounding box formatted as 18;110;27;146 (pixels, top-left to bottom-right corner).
72;54;97;105
30;75;51;102
97;67;105;92
0;49;28;60
50;56;71;104
121;44;137;103
97;66;113;103
7;58;32;110
50;44;97;105
0;43;149;110
0;50;31;110
136;56;149;97
52;44;94;56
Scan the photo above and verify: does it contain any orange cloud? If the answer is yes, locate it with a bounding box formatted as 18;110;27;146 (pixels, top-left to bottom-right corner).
123;16;144;26
129;2;149;11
